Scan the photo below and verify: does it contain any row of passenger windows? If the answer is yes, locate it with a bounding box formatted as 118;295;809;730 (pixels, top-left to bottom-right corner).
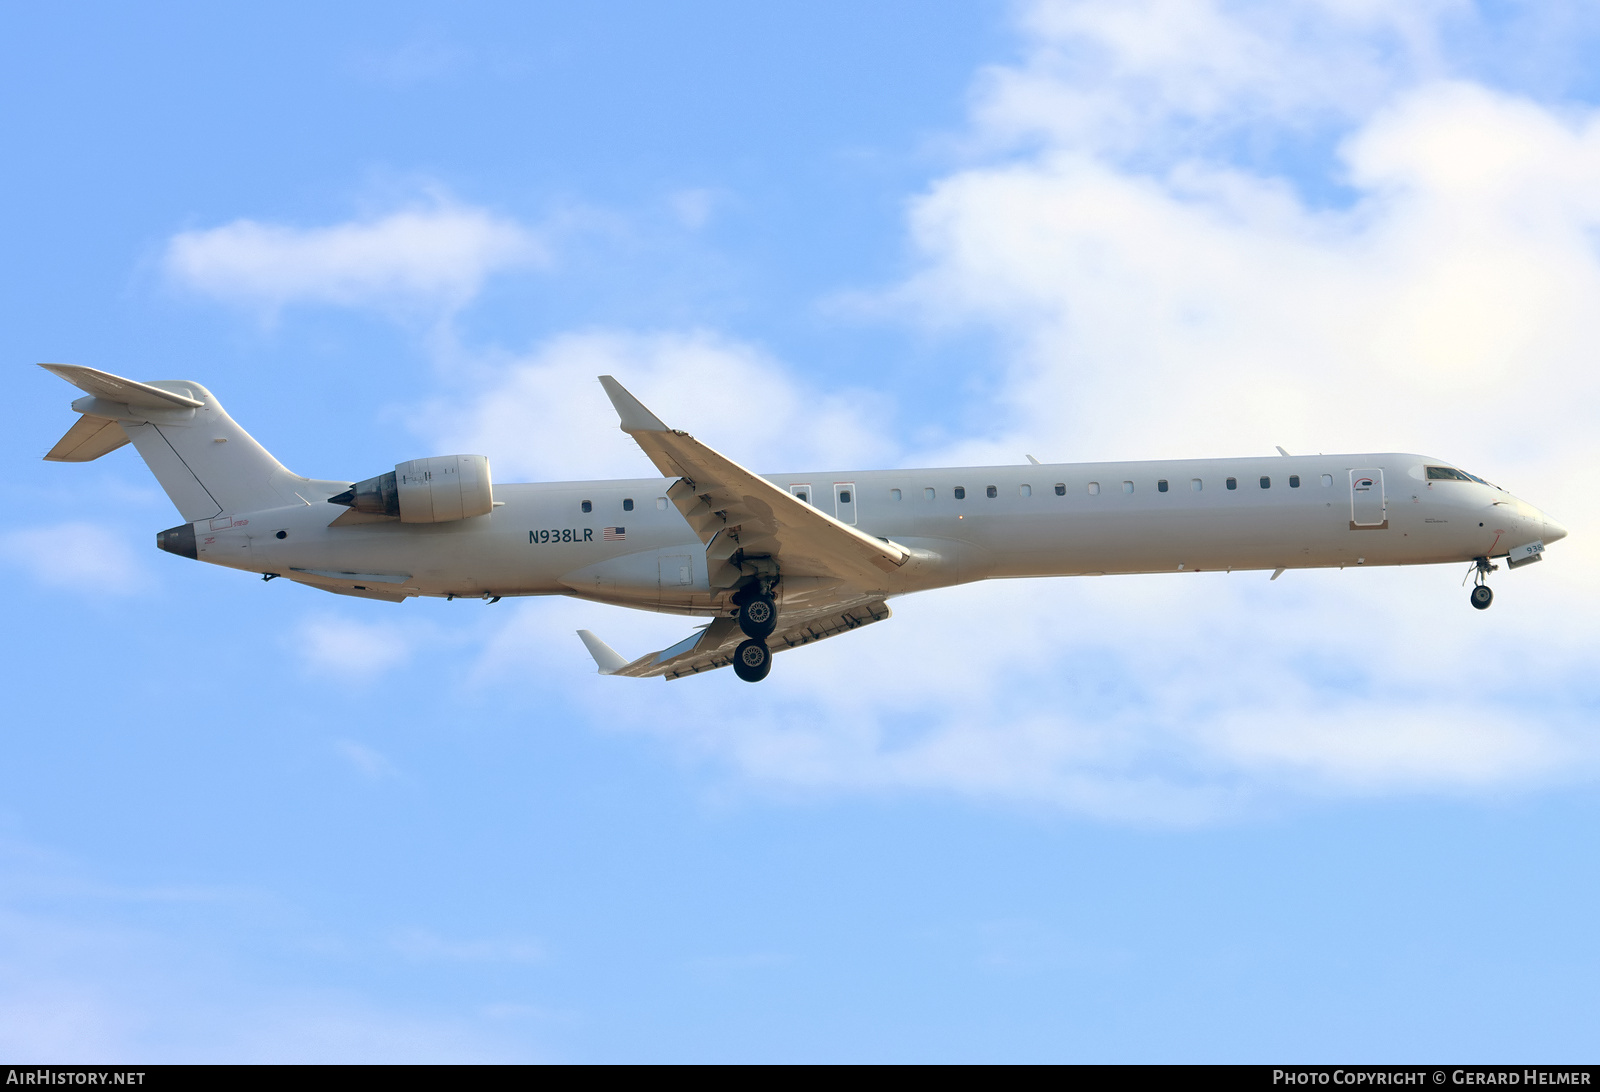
582;474;1341;512
579;497;670;513
867;474;1336;501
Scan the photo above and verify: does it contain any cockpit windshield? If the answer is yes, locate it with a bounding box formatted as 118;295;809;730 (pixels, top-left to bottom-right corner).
1426;465;1497;488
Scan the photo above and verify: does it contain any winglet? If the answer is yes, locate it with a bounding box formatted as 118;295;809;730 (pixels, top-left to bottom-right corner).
1275;446;1291;457
1025;454;1041;465
598;376;669;433
577;629;630;675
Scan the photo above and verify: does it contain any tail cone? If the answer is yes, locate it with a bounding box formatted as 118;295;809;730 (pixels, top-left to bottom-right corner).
156;523;197;560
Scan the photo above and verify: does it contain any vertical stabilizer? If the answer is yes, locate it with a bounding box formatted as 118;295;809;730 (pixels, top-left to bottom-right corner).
40;363;347;521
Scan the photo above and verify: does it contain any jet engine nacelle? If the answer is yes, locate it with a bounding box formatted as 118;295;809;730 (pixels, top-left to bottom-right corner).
331;455;494;523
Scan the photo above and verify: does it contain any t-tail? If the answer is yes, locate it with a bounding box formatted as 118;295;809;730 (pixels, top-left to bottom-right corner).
39;363;349;554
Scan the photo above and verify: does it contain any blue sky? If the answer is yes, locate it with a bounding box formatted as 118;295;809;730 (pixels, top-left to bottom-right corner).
4;0;1600;1061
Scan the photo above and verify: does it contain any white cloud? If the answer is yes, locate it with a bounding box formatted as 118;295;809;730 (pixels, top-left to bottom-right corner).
415;328;897;484
164;198;545;315
297;615;418;675
2;522;149;594
974;0;1455;155
469;560;1592;825
192;2;1597;823
430;2;1600;822
802;1;1600;815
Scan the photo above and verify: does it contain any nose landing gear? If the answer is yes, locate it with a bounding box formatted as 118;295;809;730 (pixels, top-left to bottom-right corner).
1465;556;1498;610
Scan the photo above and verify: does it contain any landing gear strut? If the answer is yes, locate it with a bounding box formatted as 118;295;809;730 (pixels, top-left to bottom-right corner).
1466;556;1497;610
733;638;772;683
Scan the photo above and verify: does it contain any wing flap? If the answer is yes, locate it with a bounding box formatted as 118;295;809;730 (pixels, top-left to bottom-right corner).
44;415;131;462
595;599;892;680
605;615;743;678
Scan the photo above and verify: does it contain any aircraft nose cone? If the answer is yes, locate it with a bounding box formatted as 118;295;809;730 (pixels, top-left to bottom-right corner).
1544;516;1569;544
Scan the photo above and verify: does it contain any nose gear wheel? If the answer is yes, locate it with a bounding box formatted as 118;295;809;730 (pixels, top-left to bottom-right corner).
1464;556;1497;610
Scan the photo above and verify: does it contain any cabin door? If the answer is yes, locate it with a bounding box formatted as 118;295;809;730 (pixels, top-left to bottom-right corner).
1349;469;1387;529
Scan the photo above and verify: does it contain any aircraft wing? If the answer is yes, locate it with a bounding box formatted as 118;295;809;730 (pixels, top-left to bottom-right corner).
598;376;909;590
579;598;891;680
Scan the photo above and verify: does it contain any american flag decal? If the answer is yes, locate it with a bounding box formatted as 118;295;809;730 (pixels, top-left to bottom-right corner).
603;526;626;541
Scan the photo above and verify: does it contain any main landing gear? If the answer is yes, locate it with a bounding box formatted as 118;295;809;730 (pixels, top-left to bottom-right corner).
733;639;772;683
731;584;777;682
1466;556;1498;610
736;591;777;640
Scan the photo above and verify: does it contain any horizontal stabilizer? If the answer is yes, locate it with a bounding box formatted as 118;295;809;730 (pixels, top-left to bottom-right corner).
577;630;630;675
45;415;130;462
39;363;204;409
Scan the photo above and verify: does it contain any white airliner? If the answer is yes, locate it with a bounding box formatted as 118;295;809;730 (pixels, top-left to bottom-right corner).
41;363;1567;683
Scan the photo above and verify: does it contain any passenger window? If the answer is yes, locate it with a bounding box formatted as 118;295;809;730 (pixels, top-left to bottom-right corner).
1020;484;1032;497
656;497;668;510
1122;481;1134;494
891;488;902;501
623;498;634;511
1260;476;1271;489
1226;478;1237;490
1191;478;1202;491
924;487;935;500
1088;482;1100;495
954;487;966;500
581;500;592;513
1157;479;1169;493
1320;474;1332;487
1289;476;1300;488
1054;483;1066;496
838;490;852;504
797;491;808;503
986;485;997;498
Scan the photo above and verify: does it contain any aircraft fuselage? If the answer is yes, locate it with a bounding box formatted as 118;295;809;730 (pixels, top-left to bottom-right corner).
194;452;1561;613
